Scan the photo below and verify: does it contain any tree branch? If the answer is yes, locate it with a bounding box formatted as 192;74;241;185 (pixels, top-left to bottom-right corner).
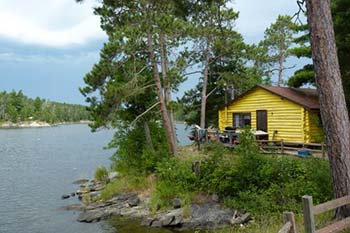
130;101;160;127
206;87;218;98
292;0;306;24
183;70;203;76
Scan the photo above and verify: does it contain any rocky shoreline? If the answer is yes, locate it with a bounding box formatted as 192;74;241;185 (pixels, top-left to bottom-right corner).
62;175;252;231
0;120;91;129
0;121;51;128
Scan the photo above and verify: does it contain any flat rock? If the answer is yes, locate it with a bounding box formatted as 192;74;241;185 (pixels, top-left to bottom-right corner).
127;195;140;207
231;212;251;225
77;208;118;223
183;203;234;229
141;217;154;226
73;179;89;185
57;204;84;211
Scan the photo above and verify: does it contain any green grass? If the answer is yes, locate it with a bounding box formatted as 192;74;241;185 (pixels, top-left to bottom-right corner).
100;175;153;201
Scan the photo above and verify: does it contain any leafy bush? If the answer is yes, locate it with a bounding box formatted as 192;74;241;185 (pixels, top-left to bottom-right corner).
94;166;109;184
235;127;259;157
109;122;170;175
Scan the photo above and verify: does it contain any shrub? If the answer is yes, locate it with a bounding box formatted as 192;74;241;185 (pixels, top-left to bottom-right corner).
94;166;109;184
109;122;170;175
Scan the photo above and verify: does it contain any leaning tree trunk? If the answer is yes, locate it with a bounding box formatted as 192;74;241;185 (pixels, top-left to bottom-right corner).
306;0;350;217
200;47;210;129
147;30;177;155
159;31;177;147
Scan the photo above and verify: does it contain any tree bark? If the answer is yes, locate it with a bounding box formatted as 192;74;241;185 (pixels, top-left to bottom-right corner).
277;54;284;86
306;0;350;217
143;120;153;150
200;46;210;129
146;30;177;155
159;31;177;147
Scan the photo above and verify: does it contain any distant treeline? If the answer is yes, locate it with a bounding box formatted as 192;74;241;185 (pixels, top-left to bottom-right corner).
0;90;90;123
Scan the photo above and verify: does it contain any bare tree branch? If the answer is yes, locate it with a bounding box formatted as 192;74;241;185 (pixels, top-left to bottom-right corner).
130;101;160;127
206;87;218;98
292;0;306;24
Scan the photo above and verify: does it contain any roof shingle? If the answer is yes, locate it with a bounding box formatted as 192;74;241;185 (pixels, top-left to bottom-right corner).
258;85;320;110
221;85;320;110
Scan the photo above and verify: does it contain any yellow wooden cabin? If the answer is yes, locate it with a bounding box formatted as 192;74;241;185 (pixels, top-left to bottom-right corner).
218;85;323;143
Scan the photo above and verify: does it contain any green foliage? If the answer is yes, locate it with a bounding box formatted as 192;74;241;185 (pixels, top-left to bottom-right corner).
150;139;332;215
151;156;197;210
0;90;89;123
289;2;350;109
235;127;259;157
332;0;350;109
100;175;150;201
260;15;296;85
288;64;315;87
94;166;109;184
109;122;170;175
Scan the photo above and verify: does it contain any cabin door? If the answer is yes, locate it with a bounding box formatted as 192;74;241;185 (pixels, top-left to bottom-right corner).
256;110;268;132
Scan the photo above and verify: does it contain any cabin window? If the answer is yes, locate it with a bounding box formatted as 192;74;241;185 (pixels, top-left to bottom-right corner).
233;113;251;128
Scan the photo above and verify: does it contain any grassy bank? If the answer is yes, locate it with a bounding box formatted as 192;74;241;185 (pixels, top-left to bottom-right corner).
94;129;333;231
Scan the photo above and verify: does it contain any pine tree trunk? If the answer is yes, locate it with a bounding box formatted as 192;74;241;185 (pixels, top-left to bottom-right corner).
277;54;284;86
160;31;177;147
306;0;350;218
147;30;177;155
200;48;210;129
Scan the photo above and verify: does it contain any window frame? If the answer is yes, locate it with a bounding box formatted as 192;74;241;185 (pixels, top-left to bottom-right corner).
232;112;251;128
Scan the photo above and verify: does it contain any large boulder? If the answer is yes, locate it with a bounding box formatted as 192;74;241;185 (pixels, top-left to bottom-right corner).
182;203;234;229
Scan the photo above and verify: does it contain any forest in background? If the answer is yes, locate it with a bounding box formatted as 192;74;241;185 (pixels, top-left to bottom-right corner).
0;90;90;124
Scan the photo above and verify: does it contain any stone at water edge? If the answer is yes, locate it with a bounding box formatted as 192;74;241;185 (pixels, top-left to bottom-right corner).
77;209;109;223
73;178;89;185
61;194;70;200
58;203;84;211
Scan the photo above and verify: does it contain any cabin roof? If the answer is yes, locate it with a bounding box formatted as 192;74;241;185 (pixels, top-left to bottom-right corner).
221;85;320;110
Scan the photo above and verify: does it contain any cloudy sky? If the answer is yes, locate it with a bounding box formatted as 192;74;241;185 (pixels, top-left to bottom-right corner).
0;0;305;104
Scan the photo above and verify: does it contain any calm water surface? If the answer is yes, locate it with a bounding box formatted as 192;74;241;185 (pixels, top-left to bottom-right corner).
0;124;191;233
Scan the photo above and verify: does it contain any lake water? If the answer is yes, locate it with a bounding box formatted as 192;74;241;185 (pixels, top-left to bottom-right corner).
0;124;192;233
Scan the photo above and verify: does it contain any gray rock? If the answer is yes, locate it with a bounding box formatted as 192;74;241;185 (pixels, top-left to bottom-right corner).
150;208;183;228
73;178;89;185
230;212;251;225
61;194;70;200
127;195;140;207
169;215;183;226
141;217;154;226
173;198;182;209
57;204;84;211
71;192;76;197
89;191;101;199
108;172;119;180
211;194;219;203
77;209;110;223
151;219;162;228
183;203;234;229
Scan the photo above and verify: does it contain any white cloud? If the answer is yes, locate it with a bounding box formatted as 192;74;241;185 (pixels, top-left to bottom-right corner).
0;51;100;64
0;0;105;47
